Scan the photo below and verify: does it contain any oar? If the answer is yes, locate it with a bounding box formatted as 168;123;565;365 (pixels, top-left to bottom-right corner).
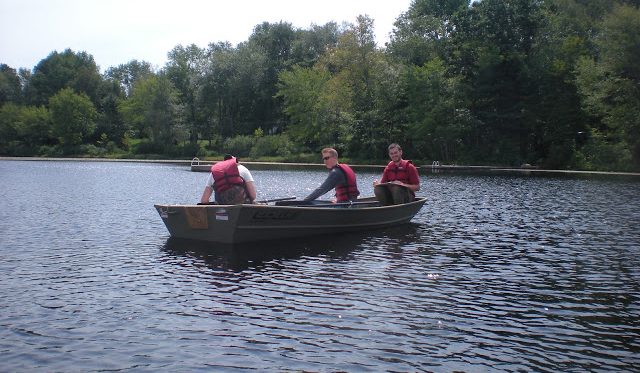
256;196;297;204
279;200;381;208
197;196;296;205
312;200;381;207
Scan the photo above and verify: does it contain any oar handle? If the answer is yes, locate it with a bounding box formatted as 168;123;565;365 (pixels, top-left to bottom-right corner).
311;200;381;207
257;196;297;203
197;196;297;205
276;200;381;207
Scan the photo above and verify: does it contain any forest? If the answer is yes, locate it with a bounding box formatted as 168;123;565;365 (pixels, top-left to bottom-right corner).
1;0;639;171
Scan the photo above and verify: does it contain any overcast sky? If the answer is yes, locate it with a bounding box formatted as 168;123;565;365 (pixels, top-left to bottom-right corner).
1;0;413;72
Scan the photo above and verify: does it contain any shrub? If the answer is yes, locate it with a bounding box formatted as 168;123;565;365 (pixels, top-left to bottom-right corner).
166;142;202;158
38;145;64;157
223;135;254;157
79;144;107;157
250;134;295;158
134;141;165;155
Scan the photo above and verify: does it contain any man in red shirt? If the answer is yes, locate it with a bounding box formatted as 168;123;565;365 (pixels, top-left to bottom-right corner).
374;143;420;205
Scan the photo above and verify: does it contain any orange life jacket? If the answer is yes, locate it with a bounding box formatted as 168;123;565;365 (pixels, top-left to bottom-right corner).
384;159;413;183
335;164;360;202
211;158;245;193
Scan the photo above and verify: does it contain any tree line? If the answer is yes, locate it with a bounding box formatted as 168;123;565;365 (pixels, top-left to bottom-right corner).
1;0;638;171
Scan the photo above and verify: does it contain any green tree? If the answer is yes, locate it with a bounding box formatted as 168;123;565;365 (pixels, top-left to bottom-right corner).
93;79;127;148
522;0;598;168
225;42;268;135
388;0;469;65
49;88;97;149
278;16;401;157
450;0;542;165
104;60;154;97
166;44;206;143
0;103;51;155
197;42;236;146
244;21;298;133
27;49;102;107
196;21;345;151
290;23;341;68
575;4;640;170
318;15;388;156
405;58;469;163
0;64;23;105
276;65;333;148
118;73;182;146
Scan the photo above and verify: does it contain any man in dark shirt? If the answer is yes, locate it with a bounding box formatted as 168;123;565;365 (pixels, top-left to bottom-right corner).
304;148;359;203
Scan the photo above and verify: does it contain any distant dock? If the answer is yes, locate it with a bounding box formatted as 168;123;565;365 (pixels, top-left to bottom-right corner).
190;158;640;178
189;158;384;172
2;157;638;178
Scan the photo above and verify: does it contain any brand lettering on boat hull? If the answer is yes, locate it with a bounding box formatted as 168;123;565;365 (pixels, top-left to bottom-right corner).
252;211;298;220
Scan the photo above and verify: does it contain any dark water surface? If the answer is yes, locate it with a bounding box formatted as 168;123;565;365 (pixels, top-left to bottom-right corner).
1;160;639;372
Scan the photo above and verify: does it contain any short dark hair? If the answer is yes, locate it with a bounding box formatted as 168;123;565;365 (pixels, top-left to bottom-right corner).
388;143;402;152
321;147;338;158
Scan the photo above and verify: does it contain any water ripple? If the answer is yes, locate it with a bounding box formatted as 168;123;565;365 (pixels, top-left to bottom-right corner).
1;161;639;371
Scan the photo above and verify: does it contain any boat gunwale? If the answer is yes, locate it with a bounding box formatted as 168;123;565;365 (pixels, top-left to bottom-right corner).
154;197;427;211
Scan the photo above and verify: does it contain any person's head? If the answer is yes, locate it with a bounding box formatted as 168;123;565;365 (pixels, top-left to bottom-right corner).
388;143;403;163
224;153;238;163
321;147;338;169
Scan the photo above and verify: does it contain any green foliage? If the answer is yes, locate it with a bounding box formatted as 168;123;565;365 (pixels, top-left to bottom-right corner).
118;73;182;145
1;5;638;170
79;144;108;157
166;44;207;143
223;135;255;157
405;58;468;163
38;145;64;157
389;0;468;65
49;88;97;148
290;23;340;68
27;49;102;107
575;4;640;170
104;60;154;97
276;66;331;147
0;103;52;154
133;140;166;155
575;129;633;171
0;64;23;105
250;134;296;158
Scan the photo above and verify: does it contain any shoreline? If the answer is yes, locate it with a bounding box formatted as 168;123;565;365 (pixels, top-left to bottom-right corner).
2;156;639;178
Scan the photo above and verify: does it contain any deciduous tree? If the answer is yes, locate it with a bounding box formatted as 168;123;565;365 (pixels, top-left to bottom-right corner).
49;88;97;149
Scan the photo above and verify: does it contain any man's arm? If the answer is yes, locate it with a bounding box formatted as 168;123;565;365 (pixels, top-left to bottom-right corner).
374;168;389;185
200;185;213;203
244;181;257;202
238;165;257;202
304;169;344;201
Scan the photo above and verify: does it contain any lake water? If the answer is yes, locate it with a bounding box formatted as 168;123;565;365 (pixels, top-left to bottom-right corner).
1;160;639;372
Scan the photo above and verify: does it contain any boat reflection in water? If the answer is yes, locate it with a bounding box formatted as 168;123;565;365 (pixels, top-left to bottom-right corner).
162;223;422;272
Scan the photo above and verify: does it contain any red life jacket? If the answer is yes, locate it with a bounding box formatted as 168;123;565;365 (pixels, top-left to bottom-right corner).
384;159;413;183
335;164;360;202
211;158;245;193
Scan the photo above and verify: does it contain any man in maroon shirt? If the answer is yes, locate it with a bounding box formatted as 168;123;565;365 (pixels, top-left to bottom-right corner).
373;143;420;205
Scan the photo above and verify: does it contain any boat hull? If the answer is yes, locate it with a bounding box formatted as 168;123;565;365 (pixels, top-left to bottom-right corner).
154;197;426;244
